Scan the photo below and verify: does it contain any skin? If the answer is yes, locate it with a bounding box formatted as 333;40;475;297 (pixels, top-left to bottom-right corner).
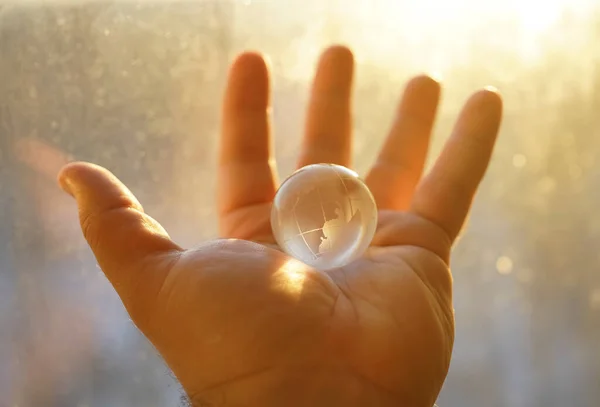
58;46;502;407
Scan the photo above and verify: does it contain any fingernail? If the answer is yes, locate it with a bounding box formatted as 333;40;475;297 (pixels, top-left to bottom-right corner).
58;172;74;197
484;85;499;93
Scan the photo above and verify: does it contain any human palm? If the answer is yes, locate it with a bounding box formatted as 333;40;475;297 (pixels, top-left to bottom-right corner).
59;46;502;407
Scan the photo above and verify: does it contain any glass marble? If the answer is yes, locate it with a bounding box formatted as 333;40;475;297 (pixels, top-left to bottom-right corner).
271;164;378;270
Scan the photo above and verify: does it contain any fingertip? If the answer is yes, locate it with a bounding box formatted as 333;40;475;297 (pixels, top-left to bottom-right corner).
57;170;73;196
58;160;103;179
230;51;270;78
226;51;270;109
473;87;503;112
321;44;354;65
405;74;442;99
396;74;442;125
58;161;140;208
313;45;354;92
57;161;93;196
410;73;441;87
458;88;503;131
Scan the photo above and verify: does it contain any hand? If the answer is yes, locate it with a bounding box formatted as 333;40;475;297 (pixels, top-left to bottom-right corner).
58;46;502;407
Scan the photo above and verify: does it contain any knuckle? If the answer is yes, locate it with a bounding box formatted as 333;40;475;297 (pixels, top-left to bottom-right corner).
80;211;101;250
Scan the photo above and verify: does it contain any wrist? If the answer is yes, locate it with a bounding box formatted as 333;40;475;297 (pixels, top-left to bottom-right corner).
185;367;421;407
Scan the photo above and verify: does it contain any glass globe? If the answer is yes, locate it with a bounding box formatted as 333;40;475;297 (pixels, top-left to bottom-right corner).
271;163;378;270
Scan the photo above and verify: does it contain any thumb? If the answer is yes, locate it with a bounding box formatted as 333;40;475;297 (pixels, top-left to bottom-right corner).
58;162;182;324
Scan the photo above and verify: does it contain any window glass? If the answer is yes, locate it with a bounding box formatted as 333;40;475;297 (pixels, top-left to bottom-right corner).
1;1;599;406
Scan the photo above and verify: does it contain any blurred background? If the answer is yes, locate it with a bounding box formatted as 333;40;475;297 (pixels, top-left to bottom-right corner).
1;0;599;406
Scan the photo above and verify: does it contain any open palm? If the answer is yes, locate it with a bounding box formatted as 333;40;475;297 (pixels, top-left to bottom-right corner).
59;46;502;407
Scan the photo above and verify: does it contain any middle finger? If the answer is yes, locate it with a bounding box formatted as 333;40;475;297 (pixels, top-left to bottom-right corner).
297;45;355;169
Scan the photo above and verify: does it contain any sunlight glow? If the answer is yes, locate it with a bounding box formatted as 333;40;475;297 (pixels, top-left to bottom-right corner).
352;0;594;68
273;259;309;299
278;0;596;81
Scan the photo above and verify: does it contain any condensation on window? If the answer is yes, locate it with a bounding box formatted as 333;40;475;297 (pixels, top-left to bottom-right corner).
1;1;599;406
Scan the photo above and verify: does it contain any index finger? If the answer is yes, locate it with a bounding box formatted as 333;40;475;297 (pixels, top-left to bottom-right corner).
219;52;277;233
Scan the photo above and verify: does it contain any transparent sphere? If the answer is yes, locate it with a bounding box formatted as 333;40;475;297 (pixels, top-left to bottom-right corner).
271;164;378;270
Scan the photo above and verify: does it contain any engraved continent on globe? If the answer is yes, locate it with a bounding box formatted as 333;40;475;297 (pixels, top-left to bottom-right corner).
271;164;378;270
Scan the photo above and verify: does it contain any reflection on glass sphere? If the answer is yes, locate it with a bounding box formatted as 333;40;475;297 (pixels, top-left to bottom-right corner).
271;163;378;270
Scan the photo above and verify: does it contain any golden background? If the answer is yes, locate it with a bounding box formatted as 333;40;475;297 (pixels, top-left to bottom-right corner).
1;1;599;405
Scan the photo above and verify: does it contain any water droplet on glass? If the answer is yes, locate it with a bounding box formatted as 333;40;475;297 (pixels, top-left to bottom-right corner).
589;288;600;310
512;153;527;168
496;256;513;275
